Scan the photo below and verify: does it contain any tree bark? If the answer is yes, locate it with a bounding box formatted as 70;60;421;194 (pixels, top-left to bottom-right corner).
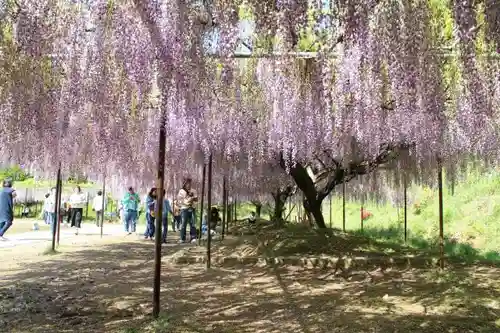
271;186;294;223
279;144;404;229
251;200;262;217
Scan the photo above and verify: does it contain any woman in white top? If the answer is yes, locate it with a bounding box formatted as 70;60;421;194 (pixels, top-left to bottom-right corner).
44;187;58;233
42;192;51;224
69;185;87;234
92;190;106;227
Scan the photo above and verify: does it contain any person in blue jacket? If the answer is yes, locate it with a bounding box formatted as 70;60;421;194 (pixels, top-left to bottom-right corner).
161;189;173;244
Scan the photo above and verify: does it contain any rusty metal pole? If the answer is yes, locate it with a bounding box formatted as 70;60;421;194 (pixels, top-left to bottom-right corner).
153;114;166;318
56;169;62;246
329;194;332;228
403;176;408;243
100;175;106;238
206;153;213;269
52;164;61;251
438;160;445;269
198;164;206;246
342;179;346;232
221;176;226;240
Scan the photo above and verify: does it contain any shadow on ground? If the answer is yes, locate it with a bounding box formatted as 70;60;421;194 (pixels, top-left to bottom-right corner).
1;238;499;333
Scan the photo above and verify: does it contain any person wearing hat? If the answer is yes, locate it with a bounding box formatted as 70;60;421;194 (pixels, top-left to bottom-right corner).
0;179;17;240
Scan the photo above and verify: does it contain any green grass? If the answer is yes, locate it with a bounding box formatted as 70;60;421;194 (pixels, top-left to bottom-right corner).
14;178;97;189
280;170;500;262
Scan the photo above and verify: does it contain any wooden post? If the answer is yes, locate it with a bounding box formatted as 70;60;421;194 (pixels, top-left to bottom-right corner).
298;197;302;223
329;194;332;228
198;164;206;246
206;153;213;269
234;197;237;221
85;192;89;218
56;175;62;246
221;176;226;240
360;205;363;232
152;114;166;319
438;160;445;269
100;175;106;238
403;176;408;243
225;184;230;232
342;180;346;232
52;165;61;251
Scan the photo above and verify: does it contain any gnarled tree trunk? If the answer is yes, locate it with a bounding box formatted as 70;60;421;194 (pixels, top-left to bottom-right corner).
271;186;294;223
280;144;404;228
251;200;262;217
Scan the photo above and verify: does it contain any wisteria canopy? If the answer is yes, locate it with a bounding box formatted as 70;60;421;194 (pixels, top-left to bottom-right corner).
0;0;499;197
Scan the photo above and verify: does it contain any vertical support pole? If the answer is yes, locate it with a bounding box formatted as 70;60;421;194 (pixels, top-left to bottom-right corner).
52;165;61;251
198;164;206;246
101;175;106;238
85;192;89;218
225;182;229;232
360;205;363;232
234;197;237;221
342;179;346;232
329;194;332;228
450;171;455;196
153;115;166;319
206;153;213;269
298;197;302;223
403;175;408;243
56;174;62;246
437;159;445;269
221;176;226;240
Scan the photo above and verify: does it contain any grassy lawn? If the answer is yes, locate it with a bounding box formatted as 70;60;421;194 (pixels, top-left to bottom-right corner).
277;170;500;262
14;178;98;189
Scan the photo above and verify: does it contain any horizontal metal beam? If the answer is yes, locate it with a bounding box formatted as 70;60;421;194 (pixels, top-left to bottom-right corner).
211;50;500;59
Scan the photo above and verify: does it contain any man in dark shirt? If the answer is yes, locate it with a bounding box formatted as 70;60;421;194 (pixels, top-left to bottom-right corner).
0;179;17;240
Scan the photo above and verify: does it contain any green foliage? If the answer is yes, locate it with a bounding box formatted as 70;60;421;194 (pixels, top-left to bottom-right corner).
0;165;32;182
281;170;500;261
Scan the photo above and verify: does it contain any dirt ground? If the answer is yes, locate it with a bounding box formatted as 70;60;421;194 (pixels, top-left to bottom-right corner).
0;233;499;333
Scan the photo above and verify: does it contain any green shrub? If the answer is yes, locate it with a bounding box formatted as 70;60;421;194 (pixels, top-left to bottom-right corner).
0;165;32;182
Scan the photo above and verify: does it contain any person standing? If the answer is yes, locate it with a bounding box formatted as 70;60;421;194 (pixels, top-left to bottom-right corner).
172;199;181;232
45;187;57;234
69;185;87;235
177;177;198;243
92;190;106;227
121;187;140;235
161;190;173;244
0;179;17;241
42;192;50;224
143;188;157;240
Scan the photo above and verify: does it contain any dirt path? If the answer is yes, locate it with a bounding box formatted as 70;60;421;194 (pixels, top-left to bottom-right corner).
0;223;125;249
1;239;498;333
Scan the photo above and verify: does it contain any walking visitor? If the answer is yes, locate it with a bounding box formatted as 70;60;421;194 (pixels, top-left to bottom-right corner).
161;191;173;244
45;187;57;234
42;192;50;224
92;190;106;227
172;199;181;232
177;177;198;243
0;180;17;241
69;185;87;235
121;187;140;235
144;187;157;240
